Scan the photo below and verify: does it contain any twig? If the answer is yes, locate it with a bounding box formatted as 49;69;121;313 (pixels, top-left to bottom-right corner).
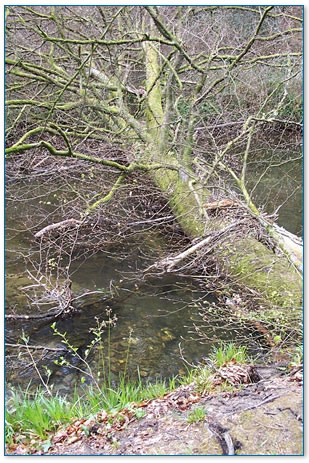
5;308;63;320
23;341;52;395
241;393;282;412
178;342;198;369
144;220;246;274
5;343;67;352
127;215;174;226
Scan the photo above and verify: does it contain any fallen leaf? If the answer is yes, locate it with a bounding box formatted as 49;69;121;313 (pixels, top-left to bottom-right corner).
53;431;68;444
66;435;81;445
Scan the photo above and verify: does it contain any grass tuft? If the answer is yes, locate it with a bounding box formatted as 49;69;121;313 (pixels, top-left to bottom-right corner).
187;406;206;424
209;342;248;367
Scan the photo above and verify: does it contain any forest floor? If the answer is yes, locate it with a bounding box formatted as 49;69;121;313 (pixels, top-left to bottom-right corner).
8;364;303;456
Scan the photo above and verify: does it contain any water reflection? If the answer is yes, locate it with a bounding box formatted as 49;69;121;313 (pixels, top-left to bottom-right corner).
247;153;303;236
6;252;261;394
5;149;303;392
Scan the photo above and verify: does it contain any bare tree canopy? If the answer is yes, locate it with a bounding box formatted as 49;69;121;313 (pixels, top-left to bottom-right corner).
5;5;303;310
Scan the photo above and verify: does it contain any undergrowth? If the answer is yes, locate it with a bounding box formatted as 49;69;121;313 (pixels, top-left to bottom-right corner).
209;342;249;367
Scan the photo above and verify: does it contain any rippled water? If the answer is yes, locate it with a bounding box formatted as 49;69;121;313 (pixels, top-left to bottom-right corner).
6;240;246;394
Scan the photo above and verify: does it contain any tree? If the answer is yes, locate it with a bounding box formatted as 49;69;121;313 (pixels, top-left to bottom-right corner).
5;5;303;311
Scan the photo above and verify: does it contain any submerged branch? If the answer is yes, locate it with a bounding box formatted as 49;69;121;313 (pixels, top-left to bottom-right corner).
5;309;64;320
34;218;83;238
5;343;67;352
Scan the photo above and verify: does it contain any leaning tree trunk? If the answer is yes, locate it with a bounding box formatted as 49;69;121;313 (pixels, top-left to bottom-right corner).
141;41;302;310
5;16;302;312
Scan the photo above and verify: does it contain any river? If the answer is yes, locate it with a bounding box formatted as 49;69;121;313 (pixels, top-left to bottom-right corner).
5;149;302;394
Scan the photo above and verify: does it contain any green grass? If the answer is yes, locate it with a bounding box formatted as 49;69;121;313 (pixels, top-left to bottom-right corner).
289;345;303;367
194;367;214;394
5;343;251;446
187;406;206;424
6;316;177;446
209;342;248;367
6;389;76;441
5;376;172;444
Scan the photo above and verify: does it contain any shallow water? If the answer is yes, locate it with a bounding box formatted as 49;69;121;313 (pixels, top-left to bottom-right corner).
6;240;251;393
5;151;303;392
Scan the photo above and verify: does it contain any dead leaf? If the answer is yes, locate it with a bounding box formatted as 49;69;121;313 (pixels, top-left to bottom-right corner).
66;435;81;445
97;410;108;422
53;431;68;444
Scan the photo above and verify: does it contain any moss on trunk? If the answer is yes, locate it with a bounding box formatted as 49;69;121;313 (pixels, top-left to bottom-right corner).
153;172;207;236
217;237;302;308
142;33;302;311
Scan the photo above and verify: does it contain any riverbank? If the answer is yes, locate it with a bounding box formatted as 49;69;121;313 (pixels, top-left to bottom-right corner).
6;359;303;456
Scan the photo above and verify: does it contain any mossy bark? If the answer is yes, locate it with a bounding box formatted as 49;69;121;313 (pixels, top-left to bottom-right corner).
148;151;209;237
142;43;302;309
142;38;210;237
143;42;164;140
217;237;302;308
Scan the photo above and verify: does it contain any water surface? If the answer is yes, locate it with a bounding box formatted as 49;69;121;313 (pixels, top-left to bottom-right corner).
5;150;303;392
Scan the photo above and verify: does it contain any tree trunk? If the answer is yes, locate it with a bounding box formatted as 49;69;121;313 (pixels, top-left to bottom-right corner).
142;40;302;309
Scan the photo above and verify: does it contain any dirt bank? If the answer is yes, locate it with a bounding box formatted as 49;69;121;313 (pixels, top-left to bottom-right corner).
10;364;302;456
